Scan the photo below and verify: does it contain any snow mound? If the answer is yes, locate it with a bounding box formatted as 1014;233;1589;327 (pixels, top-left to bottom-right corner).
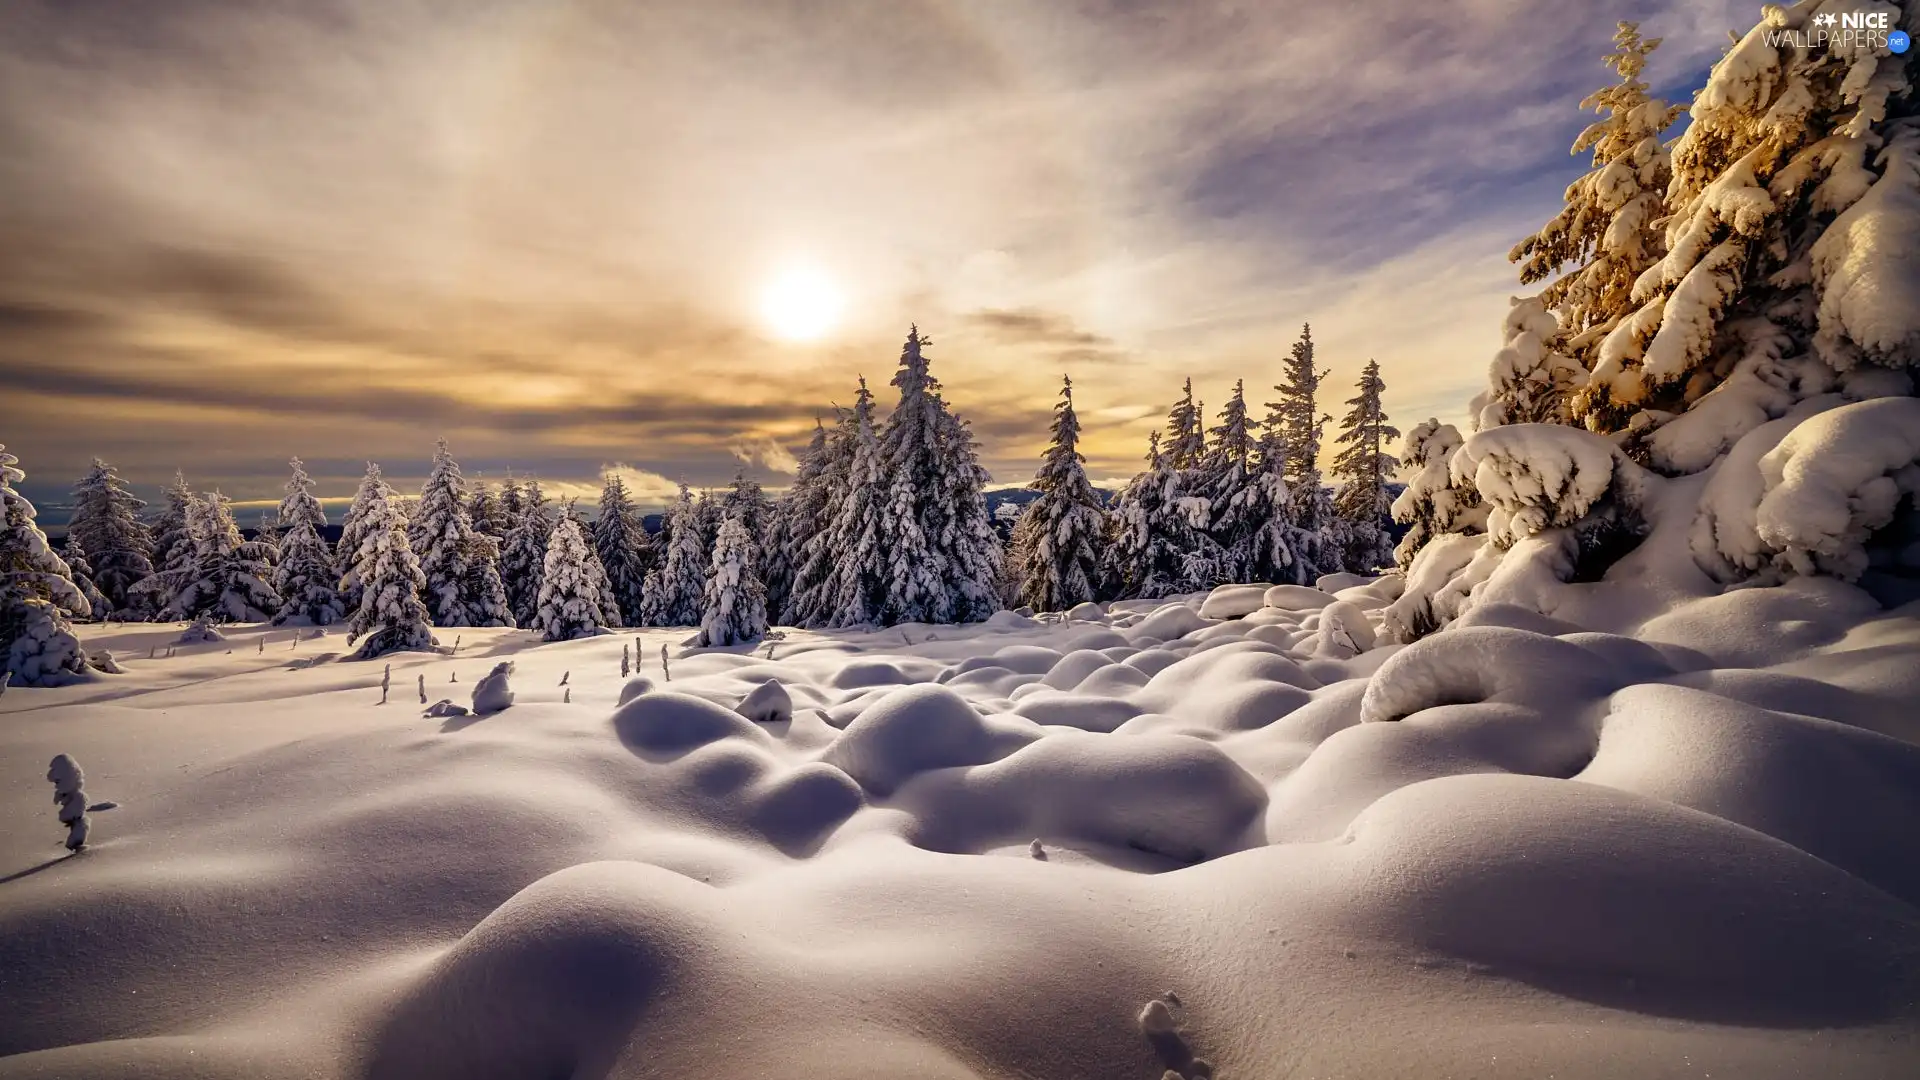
822;684;1033;795
1752;396;1920;580
1197;584;1269;619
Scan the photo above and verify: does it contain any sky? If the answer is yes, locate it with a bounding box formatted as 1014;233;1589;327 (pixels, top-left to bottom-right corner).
0;0;1757;518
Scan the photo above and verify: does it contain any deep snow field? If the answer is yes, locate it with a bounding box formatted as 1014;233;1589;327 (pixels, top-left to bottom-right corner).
4;569;1920;1078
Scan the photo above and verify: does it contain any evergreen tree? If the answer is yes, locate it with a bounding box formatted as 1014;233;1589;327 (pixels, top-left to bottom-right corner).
1578;5;1917;470
1509;23;1682;352
135;471;196;617
1390;419;1485;570
877;327;952;623
533;514;608;642
1014;375;1105;612
336;464;389;617
67;458;153;615
343;474;436;659
414;438;499;627
1163;378;1207;470
721;469;775;540
785;416;852;627
592;473;652;625
1267;326;1341;576
930;406;1004;622
694;513;769;646
499;480;553;628
163;492;282;623
692;488;722;555
1101;432;1187;599
1205;380;1300;584
1331;360;1402;572
59;533;111;620
467;481;509;541
641;483;707;626
2;443;94;685
763;422;829;622
462;531;515;628
819;378;891;627
268;456;344;625
567;500;622;630
500;475;525;523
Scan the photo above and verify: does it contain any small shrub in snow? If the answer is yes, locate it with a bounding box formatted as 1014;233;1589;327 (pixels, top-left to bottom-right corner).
471;661;515;714
47;754;89;851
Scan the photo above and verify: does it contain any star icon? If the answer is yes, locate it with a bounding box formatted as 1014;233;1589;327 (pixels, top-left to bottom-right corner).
1813;11;1837;26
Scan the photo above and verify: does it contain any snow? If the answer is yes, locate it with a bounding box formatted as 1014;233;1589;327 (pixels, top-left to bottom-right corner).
1752;396;1920;580
0;559;1914;1077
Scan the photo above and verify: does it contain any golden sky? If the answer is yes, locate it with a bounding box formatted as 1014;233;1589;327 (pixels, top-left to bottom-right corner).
0;0;1748;511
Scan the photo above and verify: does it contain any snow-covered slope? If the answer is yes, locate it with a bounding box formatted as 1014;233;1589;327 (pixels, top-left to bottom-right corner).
2;584;1919;1078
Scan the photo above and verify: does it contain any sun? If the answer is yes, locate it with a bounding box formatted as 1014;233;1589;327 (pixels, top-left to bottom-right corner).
758;262;844;342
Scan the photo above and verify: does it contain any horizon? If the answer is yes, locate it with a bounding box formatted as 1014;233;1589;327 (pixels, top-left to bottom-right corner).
4;0;1750;519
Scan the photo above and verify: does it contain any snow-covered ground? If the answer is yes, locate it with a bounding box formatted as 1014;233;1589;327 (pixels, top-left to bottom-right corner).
4;576;1920;1078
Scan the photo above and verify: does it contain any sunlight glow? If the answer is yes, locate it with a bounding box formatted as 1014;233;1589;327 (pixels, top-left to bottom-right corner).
758;262;844;342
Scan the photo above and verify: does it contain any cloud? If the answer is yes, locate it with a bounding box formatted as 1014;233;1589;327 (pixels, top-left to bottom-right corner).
728;435;800;475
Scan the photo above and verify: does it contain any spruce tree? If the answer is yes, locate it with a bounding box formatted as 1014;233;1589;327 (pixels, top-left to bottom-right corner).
820;378;891;627
1205;379;1301;584
533;514;608;641
1331;360;1402;572
467;482;509;541
785;416;852;627
721;469;775;540
499;480;553;628
344;474;436;659
414;438;494;627
1101;432;1187;599
931;406;1004;622
2;443;94;685
500;476;525;523
1578;5;1917;470
67;458;153;616
135;471;196;617
59;533;111;620
763;422;828;622
1267;326;1340;575
269;456;343;625
336;464;389;617
592;473;652;625
1163;378;1207;470
1014;375;1105;612
694;513;769;646
641;483;708;626
163;492;282;623
1390;419;1485;570
1508;24;1682;356
877;327;951;623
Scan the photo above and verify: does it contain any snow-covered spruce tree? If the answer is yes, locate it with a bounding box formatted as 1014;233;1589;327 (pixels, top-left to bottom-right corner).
1472;296;1592;430
763;422;828;621
878;328;950;623
1389;418;1486;570
466;481;509;542
500;476;525;524
533;514;608;641
1497;21;1682;422
254;509;281;560
785;415;854;627
271;457;344;626
2;444;95;686
462;530;516;629
59;533;110;621
1203;379;1298;585
691;488;723;556
1163;378;1207;471
694;513;769;646
1578;1;1917;470
67;458;153;616
1265;327;1342;576
567;501;622;629
343;473;436;659
930;405;1004;622
1014;376;1106;612
721;469;776;541
499;479;552;627
414;439;508;627
818;378;892;627
163;492;282;623
640;483;707;626
1331;360;1402;572
592;472;652;626
131;471;195;617
336;463;389;617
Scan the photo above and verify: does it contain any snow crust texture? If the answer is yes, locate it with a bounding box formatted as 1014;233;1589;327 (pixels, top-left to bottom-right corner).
2;581;1919;1078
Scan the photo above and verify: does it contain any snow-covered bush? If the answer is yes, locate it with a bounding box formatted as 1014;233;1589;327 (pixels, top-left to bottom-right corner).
695;514;768;647
1390;419;1484;569
471;660;515;714
48;753;89;851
